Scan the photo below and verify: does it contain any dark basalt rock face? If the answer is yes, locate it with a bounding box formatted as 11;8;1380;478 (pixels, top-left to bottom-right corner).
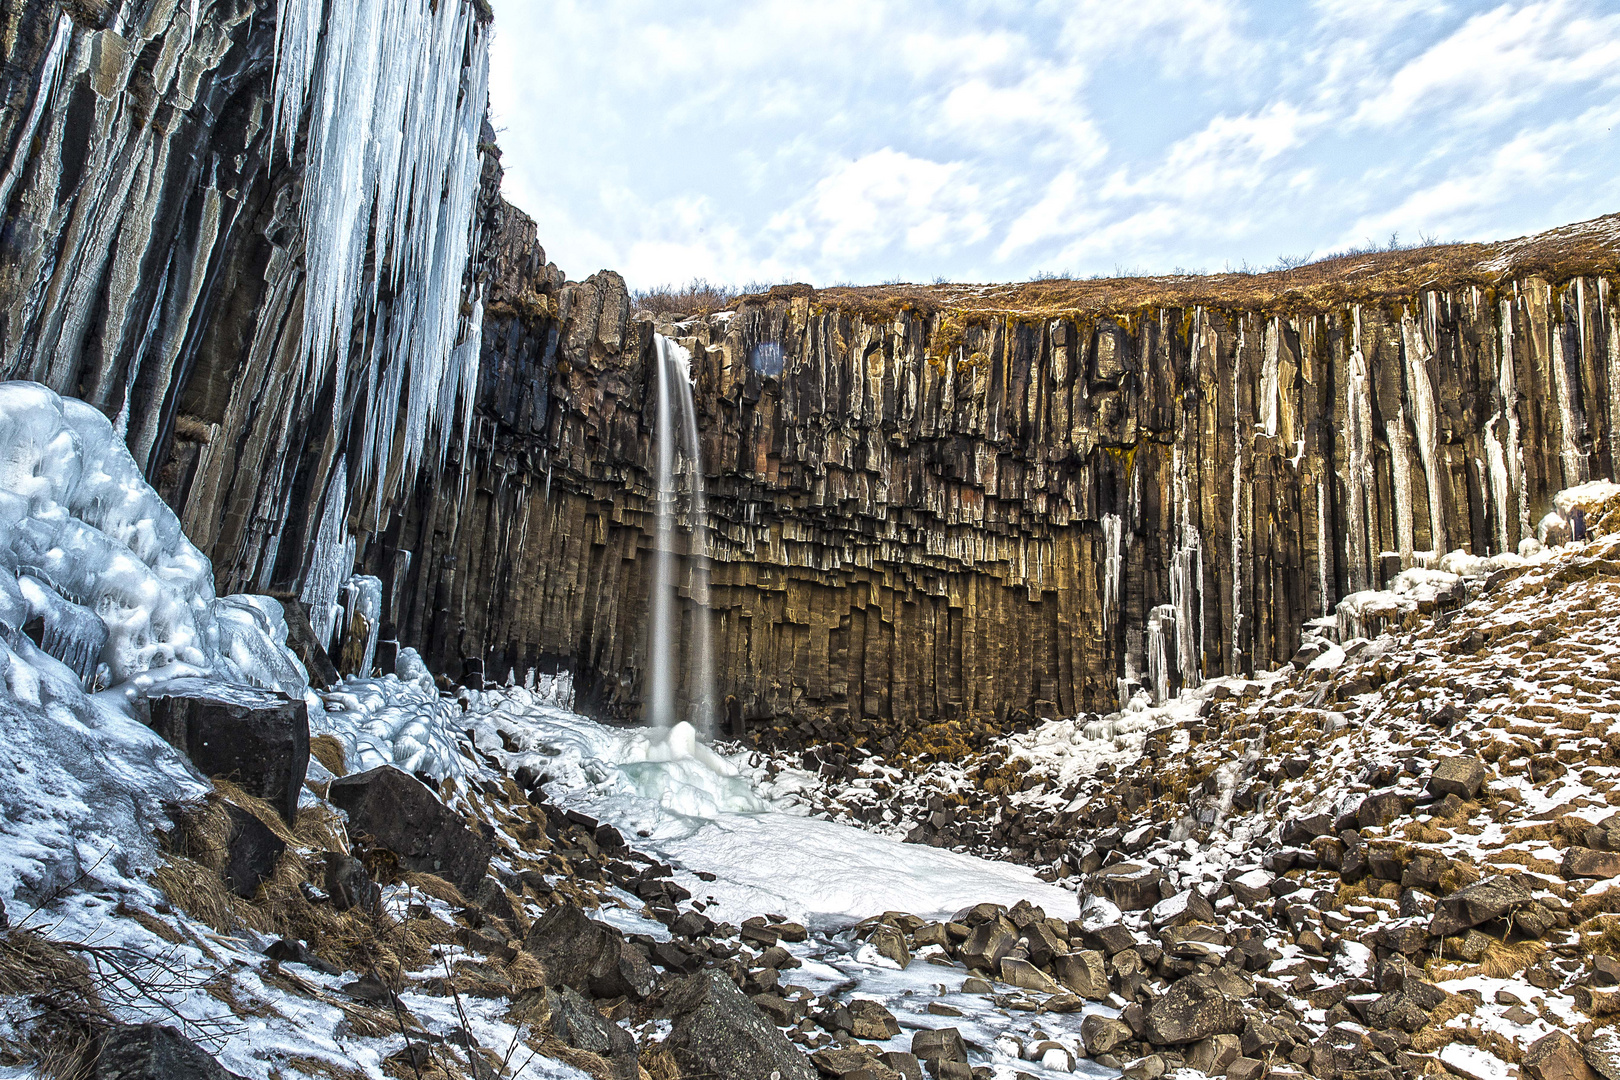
376;215;1620;737
3;1;1618;746
0;0;501;603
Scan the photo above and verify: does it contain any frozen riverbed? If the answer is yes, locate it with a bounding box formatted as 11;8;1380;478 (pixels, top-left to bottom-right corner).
451;687;1080;930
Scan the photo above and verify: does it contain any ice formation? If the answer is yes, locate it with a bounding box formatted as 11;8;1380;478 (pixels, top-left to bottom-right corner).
271;0;490;501
316;654;467;781
0;383;311;902
457;689;1073;927
0;383;307;696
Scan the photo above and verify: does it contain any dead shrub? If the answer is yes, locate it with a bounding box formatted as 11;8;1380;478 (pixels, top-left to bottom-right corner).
154;791;446;985
310;734;348;777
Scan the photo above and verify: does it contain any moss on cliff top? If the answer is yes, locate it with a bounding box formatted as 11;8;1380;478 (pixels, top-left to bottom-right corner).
731;212;1620;325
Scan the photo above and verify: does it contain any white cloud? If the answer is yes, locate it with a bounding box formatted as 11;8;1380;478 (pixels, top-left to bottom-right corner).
488;0;1620;288
771;150;993;274
1353;0;1620;127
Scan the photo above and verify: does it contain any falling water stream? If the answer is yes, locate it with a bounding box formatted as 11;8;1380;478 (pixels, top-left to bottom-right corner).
647;334;714;736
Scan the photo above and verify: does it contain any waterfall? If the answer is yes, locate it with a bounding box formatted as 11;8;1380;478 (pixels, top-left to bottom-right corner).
647;335;714;734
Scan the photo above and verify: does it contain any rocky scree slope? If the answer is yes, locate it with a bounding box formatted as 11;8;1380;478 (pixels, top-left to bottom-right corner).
751;492;1620;1080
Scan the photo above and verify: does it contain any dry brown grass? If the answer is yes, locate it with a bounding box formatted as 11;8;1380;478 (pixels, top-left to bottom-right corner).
154;791;447;985
0;929;104;1079
401;872;467;908
310;734;348;778
730;213;1620;327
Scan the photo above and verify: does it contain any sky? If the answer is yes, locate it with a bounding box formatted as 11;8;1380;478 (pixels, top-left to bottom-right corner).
486;0;1620;292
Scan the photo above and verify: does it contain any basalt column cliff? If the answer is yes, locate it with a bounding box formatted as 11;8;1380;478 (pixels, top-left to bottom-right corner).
380;214;1620;735
2;3;1616;741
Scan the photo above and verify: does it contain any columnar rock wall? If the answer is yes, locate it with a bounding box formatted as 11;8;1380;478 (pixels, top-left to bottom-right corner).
379;216;1620;732
0;0;493;600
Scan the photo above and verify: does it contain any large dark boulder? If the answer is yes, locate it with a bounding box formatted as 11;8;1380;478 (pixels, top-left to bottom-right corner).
92;1023;245;1079
1144;974;1245;1045
548;985;639;1079
1430;875;1534;937
524;903;655;1000
146;679;308;822
222;805;285;899
326;766;490;893
661;970;817;1080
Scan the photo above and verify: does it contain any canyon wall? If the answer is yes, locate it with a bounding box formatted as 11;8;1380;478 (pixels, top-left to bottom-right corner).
0;0;493;632
3;1;1617;741
377;216;1620;735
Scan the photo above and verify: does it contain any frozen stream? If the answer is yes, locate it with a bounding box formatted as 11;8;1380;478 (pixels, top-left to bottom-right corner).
459;690;1080;929
438;685;1110;1078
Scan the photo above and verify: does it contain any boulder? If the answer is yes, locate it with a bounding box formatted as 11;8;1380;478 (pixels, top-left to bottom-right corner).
524;903;655;1000
1563;848;1620;880
880;1051;925;1080
1585;1032;1620;1080
91;1024;245;1079
1429;876;1533;937
1187;1034;1241;1075
1524;1032;1597;1080
811;1046;900;1079
1144;974;1244;1045
1363;979;1446;1033
999;956;1061;993
1226;1057;1266;1080
871;925;911;969
322;853;380;913
221;805;285;899
1357;792;1405;830
849;999;901;1040
548;985;639;1077
960;921;1016;971
910;1027;968;1066
1081;1014;1133;1056
1053;949;1107;999
1427;756;1486;800
326;766;491;893
1094;863;1165;910
660;970;816;1080
146;679;308;822
1280;814;1334;846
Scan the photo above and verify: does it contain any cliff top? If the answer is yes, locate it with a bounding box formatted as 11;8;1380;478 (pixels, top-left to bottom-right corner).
715;212;1620;323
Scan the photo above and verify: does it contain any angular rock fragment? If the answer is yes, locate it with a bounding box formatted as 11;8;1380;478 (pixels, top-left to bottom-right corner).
1427;756;1486;800
1563;847;1620;880
662;970;816;1079
1524;1031;1597;1080
1429;875;1533;937
524;903;654;1000
327;766;492;892
92;1023;246;1079
1144;974;1244;1045
147;680;309;822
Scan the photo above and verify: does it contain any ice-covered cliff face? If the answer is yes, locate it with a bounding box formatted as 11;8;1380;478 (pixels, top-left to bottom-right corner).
373;216;1620;738
0;0;492;601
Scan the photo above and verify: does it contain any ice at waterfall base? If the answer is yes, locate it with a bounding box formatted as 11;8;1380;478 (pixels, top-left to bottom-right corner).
448;695;1080;929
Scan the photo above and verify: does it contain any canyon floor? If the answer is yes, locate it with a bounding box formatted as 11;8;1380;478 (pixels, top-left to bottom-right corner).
6;400;1620;1080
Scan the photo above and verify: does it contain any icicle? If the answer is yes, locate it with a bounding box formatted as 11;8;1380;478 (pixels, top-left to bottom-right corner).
1345;308;1374;591
300;458;355;648
0;14;72;218
1101;513;1123;633
16;575;107;687
1147;604;1176;705
1548;287;1589;489
272;0;490;502
1399;311;1446;557
1169;444;1203;689
1317;479;1331;618
1259;318;1281;438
